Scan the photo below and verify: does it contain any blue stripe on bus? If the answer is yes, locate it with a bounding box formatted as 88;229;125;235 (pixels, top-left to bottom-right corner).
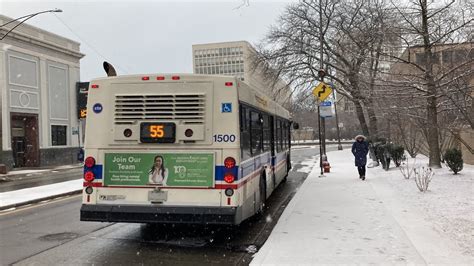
94;153;287;183
215;166;239;181
84;165;103;179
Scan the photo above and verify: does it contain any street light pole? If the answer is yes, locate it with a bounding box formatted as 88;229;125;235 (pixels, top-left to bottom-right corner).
319;0;327;161
0;9;62;40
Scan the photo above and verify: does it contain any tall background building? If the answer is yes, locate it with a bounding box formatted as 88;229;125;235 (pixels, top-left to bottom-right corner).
192;41;291;107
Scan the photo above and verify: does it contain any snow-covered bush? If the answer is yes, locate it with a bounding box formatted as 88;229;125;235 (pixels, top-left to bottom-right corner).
390;144;405;167
375;142;391;170
444;148;463;174
414;167;434;192
400;157;416;179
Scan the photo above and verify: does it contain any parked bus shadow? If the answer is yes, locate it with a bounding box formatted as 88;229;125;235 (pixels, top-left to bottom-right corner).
138;210;269;251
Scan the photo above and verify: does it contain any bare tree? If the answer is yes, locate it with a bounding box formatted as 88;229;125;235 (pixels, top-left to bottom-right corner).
253;0;392;139
378;0;473;167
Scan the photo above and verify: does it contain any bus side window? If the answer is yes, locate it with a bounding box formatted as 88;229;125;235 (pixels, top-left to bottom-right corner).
280;120;284;151
262;114;271;152
250;111;262;156
276;119;281;153
240;106;251;160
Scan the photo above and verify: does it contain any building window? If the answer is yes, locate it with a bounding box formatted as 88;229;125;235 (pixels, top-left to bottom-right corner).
51;125;67;146
9;55;39;88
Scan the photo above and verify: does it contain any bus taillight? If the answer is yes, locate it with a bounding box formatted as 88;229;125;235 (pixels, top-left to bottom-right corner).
156;76;165;80
224;157;236;169
224;173;235;183
91;84;99;89
225;82;233;86
172;76;180;80
84;156;96;168
84;171;95;182
142;76;150;81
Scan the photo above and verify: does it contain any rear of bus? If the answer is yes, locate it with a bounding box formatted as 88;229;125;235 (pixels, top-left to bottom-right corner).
80;74;244;225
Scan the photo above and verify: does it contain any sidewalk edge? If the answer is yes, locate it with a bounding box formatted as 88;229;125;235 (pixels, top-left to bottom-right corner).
251;154;323;265
0;189;82;211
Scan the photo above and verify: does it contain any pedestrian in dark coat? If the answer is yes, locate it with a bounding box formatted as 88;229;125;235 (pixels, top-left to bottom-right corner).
352;135;369;180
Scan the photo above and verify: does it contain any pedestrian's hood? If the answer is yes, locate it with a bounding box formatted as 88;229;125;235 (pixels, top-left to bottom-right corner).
354;135;366;141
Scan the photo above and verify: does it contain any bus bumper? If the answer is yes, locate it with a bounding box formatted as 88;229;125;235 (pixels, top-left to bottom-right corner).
80;204;239;225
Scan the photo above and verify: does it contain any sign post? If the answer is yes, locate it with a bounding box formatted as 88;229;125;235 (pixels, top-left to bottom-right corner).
312;75;333;176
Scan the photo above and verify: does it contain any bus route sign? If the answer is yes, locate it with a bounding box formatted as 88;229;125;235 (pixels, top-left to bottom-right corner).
104;153;214;187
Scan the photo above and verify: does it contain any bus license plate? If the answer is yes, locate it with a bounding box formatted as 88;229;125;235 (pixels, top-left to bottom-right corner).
148;190;168;202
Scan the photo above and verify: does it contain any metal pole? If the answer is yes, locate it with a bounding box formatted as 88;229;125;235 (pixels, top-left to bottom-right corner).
319;0;327;160
332;89;343;150
0;9;62;40
77;121;81;148
317;103;324;176
318;0;325;176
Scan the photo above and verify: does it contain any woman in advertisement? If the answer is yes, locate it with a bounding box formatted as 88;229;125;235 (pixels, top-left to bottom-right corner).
148;155;168;185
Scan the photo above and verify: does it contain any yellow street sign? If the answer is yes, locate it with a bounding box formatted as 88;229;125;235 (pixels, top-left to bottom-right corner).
312;82;332;101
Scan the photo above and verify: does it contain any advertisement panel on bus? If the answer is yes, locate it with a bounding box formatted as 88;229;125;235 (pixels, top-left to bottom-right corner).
103;153;214;187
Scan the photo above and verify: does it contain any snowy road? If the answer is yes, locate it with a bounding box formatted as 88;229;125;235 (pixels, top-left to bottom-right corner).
0;146;328;265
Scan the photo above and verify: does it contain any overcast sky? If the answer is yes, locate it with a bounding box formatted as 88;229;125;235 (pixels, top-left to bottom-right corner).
1;0;293;81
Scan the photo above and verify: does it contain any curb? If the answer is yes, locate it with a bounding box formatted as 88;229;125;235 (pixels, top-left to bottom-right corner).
0;165;83;180
0;189;82;211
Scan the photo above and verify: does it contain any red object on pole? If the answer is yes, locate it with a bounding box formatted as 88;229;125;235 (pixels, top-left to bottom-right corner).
323;161;330;173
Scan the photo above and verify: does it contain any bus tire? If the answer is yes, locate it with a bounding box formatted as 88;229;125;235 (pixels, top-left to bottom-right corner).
282;154;290;183
287;153;292;170
258;173;266;214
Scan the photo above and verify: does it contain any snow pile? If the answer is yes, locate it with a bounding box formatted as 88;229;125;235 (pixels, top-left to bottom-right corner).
0;179;83;209
370;155;474;256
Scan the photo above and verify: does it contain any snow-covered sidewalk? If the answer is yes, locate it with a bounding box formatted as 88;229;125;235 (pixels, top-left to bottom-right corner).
0;179;82;210
251;150;473;265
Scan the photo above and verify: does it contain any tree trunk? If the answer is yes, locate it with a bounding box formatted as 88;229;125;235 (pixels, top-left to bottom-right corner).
366;98;378;137
366;37;382;138
421;0;441;168
426;93;441;168
353;100;370;137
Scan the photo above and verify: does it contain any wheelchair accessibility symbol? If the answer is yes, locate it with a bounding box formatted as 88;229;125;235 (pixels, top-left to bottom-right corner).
221;103;232;113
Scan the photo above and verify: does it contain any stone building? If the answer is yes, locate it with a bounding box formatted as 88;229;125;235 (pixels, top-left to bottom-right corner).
0;14;84;171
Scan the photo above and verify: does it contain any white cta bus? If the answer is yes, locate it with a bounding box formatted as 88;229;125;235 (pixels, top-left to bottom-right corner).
80;73;293;225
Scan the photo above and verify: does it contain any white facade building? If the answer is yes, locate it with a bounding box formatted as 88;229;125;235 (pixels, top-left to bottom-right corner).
0;15;84;171
192;41;291;106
